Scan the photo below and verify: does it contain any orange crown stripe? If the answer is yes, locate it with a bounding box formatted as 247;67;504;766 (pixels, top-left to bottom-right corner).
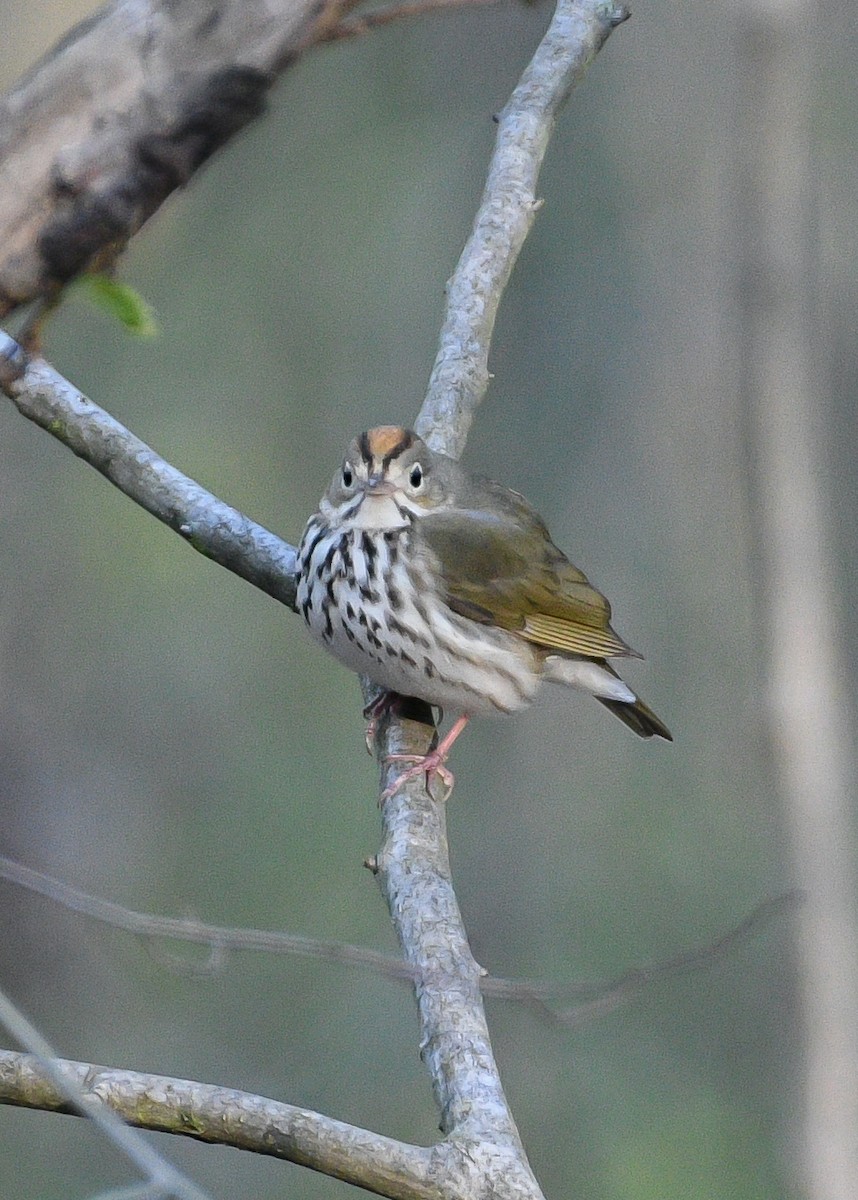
366;426;411;459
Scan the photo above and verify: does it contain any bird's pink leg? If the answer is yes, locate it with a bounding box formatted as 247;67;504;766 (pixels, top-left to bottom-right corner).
381;714;471;801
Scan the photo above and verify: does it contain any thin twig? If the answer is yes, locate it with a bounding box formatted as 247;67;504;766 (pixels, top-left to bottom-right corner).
0;856;801;1019
0;855;414;982
0;989;213;1200
546;889;805;1026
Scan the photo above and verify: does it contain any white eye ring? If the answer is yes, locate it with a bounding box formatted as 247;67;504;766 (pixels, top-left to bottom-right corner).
342;462;355;488
409;463;424;489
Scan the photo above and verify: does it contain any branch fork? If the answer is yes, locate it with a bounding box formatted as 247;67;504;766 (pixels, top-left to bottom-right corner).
0;2;630;1197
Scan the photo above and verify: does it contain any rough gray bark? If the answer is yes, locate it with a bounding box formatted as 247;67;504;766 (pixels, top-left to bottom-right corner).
0;0;336;314
0;1050;437;1199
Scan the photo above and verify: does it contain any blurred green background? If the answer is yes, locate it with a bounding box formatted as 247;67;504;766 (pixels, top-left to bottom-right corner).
1;0;856;1197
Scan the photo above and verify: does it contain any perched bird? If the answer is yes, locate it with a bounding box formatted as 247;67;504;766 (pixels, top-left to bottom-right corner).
297;426;671;796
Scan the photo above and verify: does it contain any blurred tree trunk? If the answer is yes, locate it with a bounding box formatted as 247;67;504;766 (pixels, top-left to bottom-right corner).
737;4;858;1197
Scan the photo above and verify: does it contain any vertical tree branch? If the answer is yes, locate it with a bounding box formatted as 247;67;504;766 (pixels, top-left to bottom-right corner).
417;0;628;459
373;4;630;1197
376;735;543;1198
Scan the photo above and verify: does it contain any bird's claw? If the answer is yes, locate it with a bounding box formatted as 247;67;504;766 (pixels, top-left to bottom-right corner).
380;753;455;803
363;692;396;756
364;720;377;756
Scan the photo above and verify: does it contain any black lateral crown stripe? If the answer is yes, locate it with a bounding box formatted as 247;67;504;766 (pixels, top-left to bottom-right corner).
357;431;372;464
381;429;414;468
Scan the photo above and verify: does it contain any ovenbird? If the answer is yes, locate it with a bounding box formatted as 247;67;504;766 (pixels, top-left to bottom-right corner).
297;426;671;795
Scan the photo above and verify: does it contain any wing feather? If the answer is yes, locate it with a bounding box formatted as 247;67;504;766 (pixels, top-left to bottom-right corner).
417;507;638;660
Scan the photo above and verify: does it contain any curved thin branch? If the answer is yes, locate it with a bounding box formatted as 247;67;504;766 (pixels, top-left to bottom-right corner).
0;854;801;1016
0;1050;436;1200
0;853;412;981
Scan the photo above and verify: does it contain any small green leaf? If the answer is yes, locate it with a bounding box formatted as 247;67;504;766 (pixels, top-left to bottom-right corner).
77;275;159;337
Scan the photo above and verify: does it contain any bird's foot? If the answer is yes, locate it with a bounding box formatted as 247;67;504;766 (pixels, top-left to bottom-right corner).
379;714;470;803
381;751;455;803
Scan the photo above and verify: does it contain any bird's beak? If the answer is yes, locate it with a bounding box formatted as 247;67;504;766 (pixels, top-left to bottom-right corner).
364;475;396;496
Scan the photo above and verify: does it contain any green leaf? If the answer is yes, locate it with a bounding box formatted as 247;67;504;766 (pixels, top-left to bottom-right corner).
77;275;159;337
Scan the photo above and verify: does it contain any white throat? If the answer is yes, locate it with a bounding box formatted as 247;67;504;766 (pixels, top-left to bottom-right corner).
344;493;410;531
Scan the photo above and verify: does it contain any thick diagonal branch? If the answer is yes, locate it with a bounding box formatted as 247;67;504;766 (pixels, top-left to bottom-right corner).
0;1051;436;1200
0;0;328;315
0;341;298;609
0;0;511;317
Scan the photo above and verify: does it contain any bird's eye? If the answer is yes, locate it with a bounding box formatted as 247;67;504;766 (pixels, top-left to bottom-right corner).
342;463;354;488
409;463;424;489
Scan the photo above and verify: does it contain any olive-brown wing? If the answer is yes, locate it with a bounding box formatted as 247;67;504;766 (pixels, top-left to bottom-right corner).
416;508;638;660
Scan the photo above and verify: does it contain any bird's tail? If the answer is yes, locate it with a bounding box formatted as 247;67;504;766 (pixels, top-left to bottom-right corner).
544;654;672;740
598;694;673;741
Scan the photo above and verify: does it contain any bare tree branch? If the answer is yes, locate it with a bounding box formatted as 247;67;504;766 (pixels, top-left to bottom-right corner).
416;0;629;459
0;853;800;1015
0;856;800;1175
0;336;298;609
372;750;542;1199
0;853;413;981
0;0;513;320
0;2;632;1197
0;1049;436;1200
0;0;305;314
